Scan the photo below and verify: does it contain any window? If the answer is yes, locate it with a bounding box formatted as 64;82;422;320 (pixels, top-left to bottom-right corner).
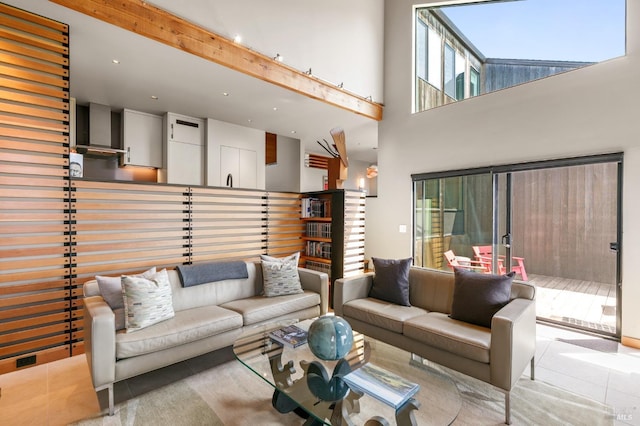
413;0;625;113
455;51;465;100
416;18;427;81
427;27;442;89
470;67;480;97
444;44;455;98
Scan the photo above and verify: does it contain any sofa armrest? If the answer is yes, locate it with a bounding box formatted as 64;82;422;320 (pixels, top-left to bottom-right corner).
84;295;117;389
333;273;374;317
298;267;329;315
490;298;537;391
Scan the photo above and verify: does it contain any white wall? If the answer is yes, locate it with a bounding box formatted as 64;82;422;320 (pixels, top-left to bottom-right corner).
206;118;266;189
371;0;640;340
265;134;300;192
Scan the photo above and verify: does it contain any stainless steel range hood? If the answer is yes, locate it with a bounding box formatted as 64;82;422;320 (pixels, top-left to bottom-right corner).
75;103;126;155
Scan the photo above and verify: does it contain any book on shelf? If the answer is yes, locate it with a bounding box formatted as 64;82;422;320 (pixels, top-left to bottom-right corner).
268;324;308;348
301;197;331;218
342;362;420;409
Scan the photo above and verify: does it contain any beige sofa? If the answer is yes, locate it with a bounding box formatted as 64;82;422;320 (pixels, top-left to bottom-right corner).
83;261;328;415
333;267;536;425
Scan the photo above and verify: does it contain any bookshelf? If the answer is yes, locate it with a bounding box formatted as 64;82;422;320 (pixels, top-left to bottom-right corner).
301;190;366;306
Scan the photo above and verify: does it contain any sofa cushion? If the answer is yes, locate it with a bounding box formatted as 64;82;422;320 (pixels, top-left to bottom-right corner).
116;305;243;359
369;257;412;306
167;265;259;312
96;267;156;331
404;312;491;363
342;298;427;334
450;268;514;328
260;252;303;297
220;290;320;326
122;269;175;333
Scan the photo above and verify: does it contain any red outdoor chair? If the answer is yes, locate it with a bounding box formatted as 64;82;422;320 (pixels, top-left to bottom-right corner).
472;245;528;281
443;250;489;273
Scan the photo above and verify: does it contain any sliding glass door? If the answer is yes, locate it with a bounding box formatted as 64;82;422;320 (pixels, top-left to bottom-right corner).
413;154;622;338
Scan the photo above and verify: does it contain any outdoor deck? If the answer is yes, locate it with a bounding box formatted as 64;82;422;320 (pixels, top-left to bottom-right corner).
528;273;617;334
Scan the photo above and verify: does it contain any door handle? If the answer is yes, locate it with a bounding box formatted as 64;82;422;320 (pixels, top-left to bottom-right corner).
226;173;233;187
610;242;619;252
501;233;511;248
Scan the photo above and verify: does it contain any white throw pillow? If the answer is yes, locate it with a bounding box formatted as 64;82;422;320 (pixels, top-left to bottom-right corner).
122;269;175;333
260;252;303;297
95;267;156;330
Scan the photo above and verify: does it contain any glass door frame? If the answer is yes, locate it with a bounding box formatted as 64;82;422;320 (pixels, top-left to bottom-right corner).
412;152;623;339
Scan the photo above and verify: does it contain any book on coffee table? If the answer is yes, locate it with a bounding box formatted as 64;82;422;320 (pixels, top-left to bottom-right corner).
342;362;420;409
268;324;308;348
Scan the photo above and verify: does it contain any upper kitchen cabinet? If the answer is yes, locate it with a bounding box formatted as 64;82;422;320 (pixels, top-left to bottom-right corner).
159;112;205;185
121;109;163;168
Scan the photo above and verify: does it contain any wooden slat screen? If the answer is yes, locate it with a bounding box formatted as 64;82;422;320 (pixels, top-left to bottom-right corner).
0;3;70;374
266;192;305;258
342;190;366;278
190;187;268;263
305;153;330;170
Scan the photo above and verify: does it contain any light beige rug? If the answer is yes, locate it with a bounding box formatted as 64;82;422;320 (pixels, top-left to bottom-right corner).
71;344;613;426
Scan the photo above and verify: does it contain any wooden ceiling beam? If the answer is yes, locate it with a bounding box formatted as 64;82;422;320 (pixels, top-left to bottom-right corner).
49;0;383;121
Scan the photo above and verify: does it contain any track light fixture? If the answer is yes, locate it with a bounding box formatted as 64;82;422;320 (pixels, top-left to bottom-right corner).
273;53;283;62
338;82;344;88
304;68;312;75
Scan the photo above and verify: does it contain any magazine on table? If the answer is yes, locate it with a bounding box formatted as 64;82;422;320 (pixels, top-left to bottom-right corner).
342;362;420;409
268;324;308;348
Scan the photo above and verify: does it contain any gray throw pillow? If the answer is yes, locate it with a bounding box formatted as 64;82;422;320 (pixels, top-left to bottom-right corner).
369;257;412;306
450;268;515;328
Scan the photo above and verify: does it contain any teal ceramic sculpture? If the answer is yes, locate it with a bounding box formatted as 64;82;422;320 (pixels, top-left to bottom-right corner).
308;315;354;360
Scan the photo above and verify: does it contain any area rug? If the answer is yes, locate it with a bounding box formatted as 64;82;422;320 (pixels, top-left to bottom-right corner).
71;345;613;426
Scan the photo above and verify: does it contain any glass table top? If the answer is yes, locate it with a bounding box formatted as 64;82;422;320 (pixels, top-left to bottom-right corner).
233;319;461;425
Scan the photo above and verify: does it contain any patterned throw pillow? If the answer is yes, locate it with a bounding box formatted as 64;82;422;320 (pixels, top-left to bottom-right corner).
260;252;303;297
122;269;175;333
96;267;156;331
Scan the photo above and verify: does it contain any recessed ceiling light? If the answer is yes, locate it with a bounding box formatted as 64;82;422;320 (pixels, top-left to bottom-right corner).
223;92;229;96
233;35;242;43
290;130;296;134
112;59;120;64
273;107;278;111
150;95;158;100
247;119;252;123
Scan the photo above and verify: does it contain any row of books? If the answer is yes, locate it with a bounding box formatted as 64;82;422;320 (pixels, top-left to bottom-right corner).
305;260;331;279
305;241;332;259
306;222;332;238
301;198;331;218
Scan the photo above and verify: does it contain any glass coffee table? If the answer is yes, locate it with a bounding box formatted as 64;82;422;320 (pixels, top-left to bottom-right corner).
233;319;461;425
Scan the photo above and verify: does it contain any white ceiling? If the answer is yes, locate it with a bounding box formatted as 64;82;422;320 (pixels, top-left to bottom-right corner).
9;0;380;163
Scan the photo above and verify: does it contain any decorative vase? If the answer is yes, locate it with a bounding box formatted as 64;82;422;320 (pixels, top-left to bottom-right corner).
307;315;354;360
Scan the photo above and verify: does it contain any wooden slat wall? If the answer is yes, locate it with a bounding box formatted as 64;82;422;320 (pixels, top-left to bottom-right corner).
190;187;268;263
266;192;305;258
0;3;70;374
342;190;366;278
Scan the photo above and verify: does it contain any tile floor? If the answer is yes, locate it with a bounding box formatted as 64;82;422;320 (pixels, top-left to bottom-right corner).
0;324;639;426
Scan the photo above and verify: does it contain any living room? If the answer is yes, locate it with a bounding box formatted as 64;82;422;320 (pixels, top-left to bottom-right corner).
1;0;640;425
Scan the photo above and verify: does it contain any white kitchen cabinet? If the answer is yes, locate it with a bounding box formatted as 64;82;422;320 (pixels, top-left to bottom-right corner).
167;140;203;186
220;145;257;189
161;113;205;185
121;109;162;168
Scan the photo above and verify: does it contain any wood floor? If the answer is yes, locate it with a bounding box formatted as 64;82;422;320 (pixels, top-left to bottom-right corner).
529;273;617;334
